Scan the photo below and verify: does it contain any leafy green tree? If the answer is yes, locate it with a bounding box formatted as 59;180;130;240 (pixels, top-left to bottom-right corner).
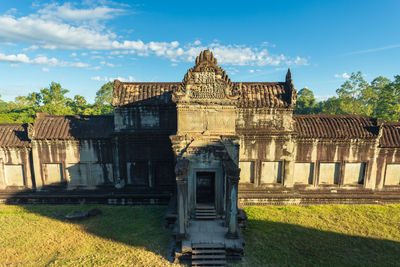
94;82;114;115
320;97;344;114
335;71;372;115
95;82;113;106
40;82;73;115
375;75;400;121
26;92;42;107
294;88;320;114
67;95;88;114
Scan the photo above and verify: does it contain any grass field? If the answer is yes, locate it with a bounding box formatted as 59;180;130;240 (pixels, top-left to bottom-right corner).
0;204;399;266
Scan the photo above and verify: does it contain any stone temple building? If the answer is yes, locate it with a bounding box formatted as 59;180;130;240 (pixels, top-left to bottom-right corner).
0;50;399;264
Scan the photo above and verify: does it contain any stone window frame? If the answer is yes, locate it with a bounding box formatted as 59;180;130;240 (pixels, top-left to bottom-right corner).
259;160;284;185
316;161;342;187
40;161;66;186
89;162;114;184
238;160;256;184
383;162;400;188
64;161;90;186
126;160;151;187
4;163;26;188
152;160;174;187
342;161;368;187
293;161;315;187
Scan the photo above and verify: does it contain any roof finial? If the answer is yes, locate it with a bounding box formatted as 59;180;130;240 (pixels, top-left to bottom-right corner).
195;49;217;65
286;68;292;83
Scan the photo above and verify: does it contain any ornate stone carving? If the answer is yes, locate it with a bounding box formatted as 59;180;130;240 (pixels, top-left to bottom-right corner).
173;50;239;103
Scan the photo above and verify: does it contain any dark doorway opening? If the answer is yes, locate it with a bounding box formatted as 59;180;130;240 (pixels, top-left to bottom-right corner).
196;172;215;204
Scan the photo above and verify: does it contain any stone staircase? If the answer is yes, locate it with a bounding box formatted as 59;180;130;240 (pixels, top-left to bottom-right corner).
191;243;226;266
195;204;217;220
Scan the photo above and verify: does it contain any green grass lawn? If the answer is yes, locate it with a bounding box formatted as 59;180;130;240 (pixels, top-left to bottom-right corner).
242;205;400;266
0;204;399;266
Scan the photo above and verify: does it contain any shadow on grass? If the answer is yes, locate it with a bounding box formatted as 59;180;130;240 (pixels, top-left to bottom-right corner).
242;218;400;266
1;203;174;265
3;199;400;266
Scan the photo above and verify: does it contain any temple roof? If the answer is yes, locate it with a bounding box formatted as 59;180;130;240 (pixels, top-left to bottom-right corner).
293;114;380;139
112;81;291;108
112;49;295;108
380;122;400;148
0;124;30;147
32;114;114;140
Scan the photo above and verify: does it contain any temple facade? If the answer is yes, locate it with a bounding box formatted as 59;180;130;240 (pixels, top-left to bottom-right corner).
0;49;399;208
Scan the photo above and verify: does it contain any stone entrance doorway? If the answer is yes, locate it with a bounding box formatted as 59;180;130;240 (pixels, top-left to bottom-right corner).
196;172;215;205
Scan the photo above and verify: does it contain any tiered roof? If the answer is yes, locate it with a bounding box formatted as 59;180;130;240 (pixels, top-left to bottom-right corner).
113;81;292;108
380;122;400;148
0;124;29;147
33;114;113;140
293;114;380;139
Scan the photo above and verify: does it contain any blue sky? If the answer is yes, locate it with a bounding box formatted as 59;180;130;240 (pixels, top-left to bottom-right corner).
0;0;399;102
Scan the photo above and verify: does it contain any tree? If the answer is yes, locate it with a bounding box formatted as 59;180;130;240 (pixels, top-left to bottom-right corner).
294;88;320;114
67;95;88;114
335;71;372;116
320;97;344;115
40;82;72;115
26;92;42;107
375;75;400;121
95;82;113;106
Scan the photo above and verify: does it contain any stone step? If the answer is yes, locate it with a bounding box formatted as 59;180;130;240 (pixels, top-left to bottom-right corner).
196;210;217;214
191;259;227;266
195;213;217;216
195;216;217;220
192;254;226;259
196;206;216;210
192;243;225;249
195;210;216;214
192;249;226;254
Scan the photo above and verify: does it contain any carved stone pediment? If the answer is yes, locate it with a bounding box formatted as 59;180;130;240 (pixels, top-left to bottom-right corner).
173;50;239;104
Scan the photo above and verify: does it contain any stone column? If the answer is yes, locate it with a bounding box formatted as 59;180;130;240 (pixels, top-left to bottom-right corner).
176;176;188;239
31;141;43;189
226;176;239;239
111;136;121;185
174;158;189;240
283;160;294;187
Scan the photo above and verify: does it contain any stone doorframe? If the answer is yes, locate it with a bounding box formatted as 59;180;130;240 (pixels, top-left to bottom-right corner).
192;168;222;217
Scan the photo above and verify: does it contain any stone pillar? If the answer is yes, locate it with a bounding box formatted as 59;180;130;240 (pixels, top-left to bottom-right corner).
176;176;188;239
31;141;43;189
111;136;121;185
283;160;294;187
226;176;239;239
174;158;189;240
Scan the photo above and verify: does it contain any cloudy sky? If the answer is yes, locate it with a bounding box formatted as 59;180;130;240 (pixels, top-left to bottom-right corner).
0;0;399;102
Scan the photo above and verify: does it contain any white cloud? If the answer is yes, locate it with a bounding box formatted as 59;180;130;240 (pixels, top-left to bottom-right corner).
42;67;49;72
0;52;89;68
71;52;77;57
37;3;124;23
91;75;135;82
334;72;350;79
0;5;308;67
91;76;101;81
